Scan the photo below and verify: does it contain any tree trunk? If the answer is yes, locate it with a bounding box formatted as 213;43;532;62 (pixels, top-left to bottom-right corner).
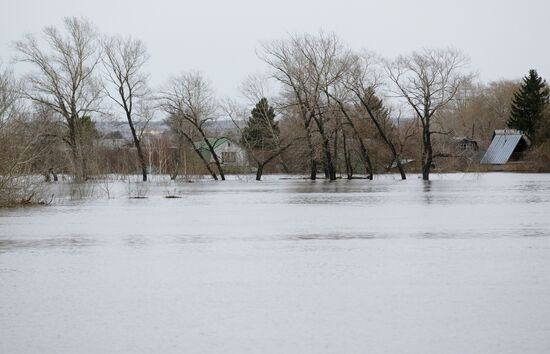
80;146;88;181
68;120;83;182
342;131;353;179
355;94;406;180
70;143;87;182
422;124;432;181
317;124;336;181
252;143;293;181
202;135;225;181
126;113;147;182
278;156;290;173
333;98;373;180
69;143;82;182
362;144;374;180
202;158;218;181
256;163;263;181
322;140;336;180
395;159;406;180
138;147;147;182
310;161;317;180
333;128;339;177
170;150;179;181
304;123;317;180
74;116;89;181
180;131;218;180
170;136;184;180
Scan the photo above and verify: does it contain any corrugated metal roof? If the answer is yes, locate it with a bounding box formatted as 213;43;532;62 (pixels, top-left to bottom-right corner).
480;131;524;164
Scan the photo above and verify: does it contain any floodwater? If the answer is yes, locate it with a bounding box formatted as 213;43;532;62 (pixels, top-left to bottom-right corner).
1;173;550;354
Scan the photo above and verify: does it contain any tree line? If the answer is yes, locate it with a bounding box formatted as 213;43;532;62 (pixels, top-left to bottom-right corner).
1;17;549;205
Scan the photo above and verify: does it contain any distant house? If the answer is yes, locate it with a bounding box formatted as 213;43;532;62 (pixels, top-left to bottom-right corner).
98;131;130;149
452;137;479;154
480;129;531;165
194;137;248;166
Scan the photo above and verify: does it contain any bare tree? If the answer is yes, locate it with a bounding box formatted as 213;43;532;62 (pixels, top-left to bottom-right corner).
342;53;406;179
13;17;102;181
387;48;472;180
260;36;318;179
102;35;151;181
292;32;349;180
260;32;353;180
159;72;225;180
326;87;374;179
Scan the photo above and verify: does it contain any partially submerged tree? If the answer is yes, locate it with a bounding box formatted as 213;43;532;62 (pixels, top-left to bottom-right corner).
260;35;318;179
160;72;225;180
102;35;152;181
260;32;357;180
326;85;374;179
14;17;102;181
507;69;549;142
292;32;350;181
343;53;406;179
387;48;471;180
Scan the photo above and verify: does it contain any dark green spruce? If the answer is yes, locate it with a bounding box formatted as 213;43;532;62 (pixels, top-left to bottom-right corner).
507;69;549;142
241;98;280;150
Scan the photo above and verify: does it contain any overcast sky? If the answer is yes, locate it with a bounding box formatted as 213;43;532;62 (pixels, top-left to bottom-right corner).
1;0;549;99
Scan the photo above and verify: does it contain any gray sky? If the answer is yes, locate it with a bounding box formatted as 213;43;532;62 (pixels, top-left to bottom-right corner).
1;0;549;98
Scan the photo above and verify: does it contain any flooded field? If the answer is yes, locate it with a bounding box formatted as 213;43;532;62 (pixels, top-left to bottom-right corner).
1;173;550;353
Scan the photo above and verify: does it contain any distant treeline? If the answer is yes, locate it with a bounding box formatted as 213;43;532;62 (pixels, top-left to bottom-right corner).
1;17;549;206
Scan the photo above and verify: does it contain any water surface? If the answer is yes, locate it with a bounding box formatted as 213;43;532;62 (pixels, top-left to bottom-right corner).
1;173;550;353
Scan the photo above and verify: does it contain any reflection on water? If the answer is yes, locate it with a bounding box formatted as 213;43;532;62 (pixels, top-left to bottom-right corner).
422;181;433;204
0;236;95;252
170;234;211;245
291;232;382;241
123;234;149;248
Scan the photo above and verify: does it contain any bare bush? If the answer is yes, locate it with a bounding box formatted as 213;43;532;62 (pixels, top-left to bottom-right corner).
0;64;51;206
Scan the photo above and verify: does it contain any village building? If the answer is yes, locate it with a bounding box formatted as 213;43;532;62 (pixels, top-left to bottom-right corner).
480;129;531;165
194;137;248;166
97;131;131;149
452;137;479;155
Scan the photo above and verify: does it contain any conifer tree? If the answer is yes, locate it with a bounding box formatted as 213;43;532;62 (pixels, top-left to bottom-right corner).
507;69;549;141
241;98;279;150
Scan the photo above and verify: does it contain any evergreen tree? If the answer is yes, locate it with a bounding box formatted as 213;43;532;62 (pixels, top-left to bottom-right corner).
241;98;279;150
507;69;549;141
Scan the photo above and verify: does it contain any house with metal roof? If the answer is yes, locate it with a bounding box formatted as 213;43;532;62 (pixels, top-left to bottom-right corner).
194;137;248;166
480;129;531;165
